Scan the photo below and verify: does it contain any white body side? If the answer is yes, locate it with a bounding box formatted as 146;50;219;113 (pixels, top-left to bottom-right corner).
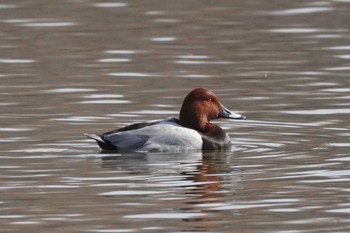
104;119;203;152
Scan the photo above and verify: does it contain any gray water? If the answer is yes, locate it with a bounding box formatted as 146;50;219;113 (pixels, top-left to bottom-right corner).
1;0;350;232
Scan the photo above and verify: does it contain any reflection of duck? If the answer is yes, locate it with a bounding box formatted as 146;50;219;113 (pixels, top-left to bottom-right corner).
181;153;242;229
100;152;242;231
86;87;245;152
184;153;237;203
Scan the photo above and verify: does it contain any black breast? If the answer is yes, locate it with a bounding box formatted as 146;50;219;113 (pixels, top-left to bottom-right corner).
201;126;231;151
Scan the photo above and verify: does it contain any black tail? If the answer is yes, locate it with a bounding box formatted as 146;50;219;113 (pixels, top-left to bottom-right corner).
84;133;117;151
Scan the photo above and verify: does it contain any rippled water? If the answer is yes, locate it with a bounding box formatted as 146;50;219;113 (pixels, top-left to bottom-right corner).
1;0;350;232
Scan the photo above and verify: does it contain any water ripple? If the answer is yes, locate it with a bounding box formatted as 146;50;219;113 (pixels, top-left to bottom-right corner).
0;4;17;9
150;37;176;42
105;50;138;54
268;7;333;16
269;28;325;33
108;72;155;77
98;58;130;63
282;109;350;115
124;212;206;219
44;88;96;93
22;22;76;27
80;100;130;104
0;59;35;64
93;2;127;8
3;18;76;27
100;190;169;196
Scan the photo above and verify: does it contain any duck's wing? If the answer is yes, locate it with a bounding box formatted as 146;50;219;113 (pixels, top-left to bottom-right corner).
86;118;194;152
85;132;150;151
103;133;150;151
85;120;164;151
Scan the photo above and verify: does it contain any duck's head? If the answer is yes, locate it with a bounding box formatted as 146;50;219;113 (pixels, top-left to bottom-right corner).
179;87;245;131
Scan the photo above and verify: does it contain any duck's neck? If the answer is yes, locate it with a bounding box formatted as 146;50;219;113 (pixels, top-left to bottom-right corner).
180;117;228;140
179;110;207;132
180;117;206;132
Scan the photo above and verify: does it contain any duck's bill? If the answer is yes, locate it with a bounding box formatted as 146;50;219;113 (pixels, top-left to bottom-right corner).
219;104;246;120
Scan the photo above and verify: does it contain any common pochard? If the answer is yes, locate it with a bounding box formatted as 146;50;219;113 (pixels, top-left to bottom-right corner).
85;87;245;152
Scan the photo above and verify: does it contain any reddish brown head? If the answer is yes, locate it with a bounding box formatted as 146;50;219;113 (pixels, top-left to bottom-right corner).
179;87;245;132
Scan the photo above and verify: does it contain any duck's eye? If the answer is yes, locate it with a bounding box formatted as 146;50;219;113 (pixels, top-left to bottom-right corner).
207;98;212;102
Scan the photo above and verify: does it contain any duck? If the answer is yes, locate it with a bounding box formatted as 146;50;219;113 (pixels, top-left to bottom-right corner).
85;87;246;153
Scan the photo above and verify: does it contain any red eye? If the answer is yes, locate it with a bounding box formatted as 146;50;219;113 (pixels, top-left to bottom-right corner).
207;98;212;102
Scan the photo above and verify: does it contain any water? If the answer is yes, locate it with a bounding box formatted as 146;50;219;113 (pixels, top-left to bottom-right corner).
1;0;350;232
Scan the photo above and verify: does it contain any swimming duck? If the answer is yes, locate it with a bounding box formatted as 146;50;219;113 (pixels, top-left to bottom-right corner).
85;87;245;152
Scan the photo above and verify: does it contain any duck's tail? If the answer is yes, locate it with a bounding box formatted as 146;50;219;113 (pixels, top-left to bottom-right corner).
84;133;117;150
84;133;104;143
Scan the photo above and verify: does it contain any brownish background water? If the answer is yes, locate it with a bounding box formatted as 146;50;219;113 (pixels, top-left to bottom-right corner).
1;0;350;232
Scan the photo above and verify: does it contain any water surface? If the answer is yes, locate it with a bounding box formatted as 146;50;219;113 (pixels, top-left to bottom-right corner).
1;0;350;232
